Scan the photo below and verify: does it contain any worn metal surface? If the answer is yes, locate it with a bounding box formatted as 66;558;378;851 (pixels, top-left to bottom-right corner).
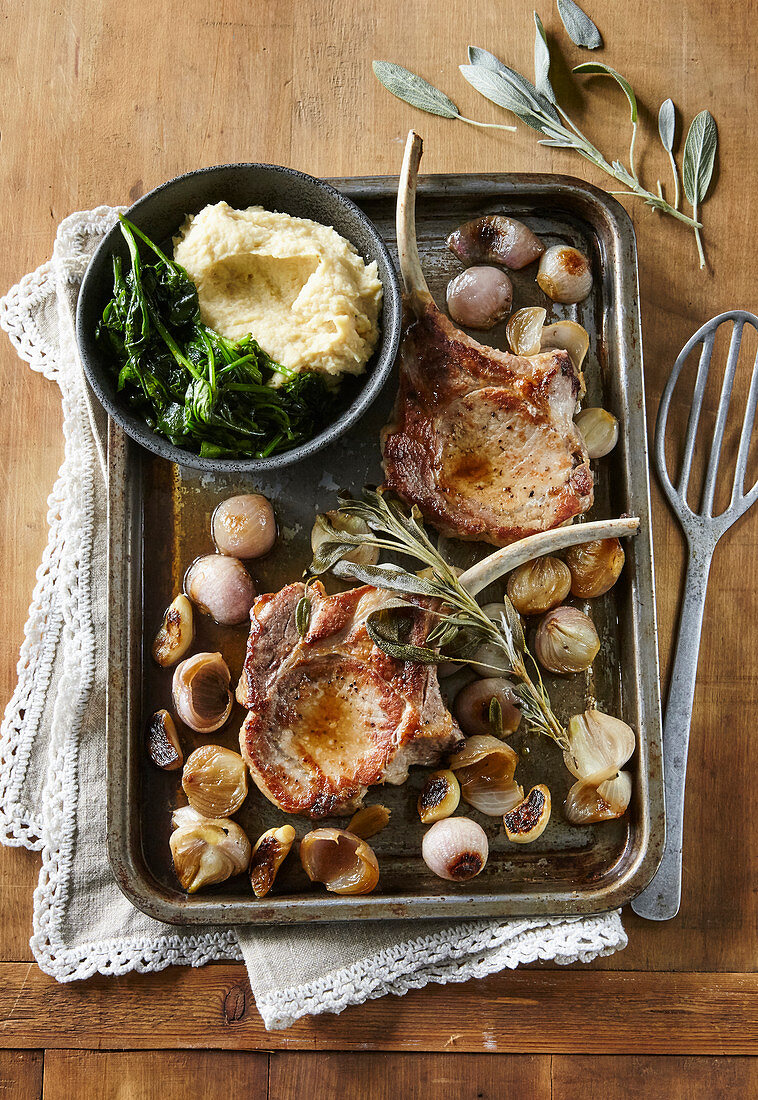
106;172;664;925
632;310;758;920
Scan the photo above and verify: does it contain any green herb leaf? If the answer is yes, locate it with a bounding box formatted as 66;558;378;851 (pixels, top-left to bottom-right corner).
366;607;442;664
533;12;555;104
333;560;441;595
466;46;560;122
573;62;637;123
557;0;602;49
489;696;504;738
295;596;311;637
683;109;718;206
459;64;546;133
658;98;676;152
372;60;461;119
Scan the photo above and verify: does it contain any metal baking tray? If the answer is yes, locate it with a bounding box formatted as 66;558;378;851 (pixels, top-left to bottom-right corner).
107;173;664;924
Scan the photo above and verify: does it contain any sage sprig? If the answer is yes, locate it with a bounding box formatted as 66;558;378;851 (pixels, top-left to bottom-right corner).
308;488;568;748
372;4;719;270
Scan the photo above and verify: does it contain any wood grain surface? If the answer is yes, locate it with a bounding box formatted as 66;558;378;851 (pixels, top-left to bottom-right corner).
0;0;756;1093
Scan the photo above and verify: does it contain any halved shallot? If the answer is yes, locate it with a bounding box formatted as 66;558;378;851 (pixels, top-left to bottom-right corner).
449;734;522;817
249;824;296;898
503;784;551;843
172;652;233;733
299;829;380;895
417;770;460;824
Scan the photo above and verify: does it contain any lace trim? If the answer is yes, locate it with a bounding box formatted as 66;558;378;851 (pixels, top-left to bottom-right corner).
253;912;627;1030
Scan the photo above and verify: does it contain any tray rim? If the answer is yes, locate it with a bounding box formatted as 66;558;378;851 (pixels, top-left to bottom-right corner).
106;170;665;925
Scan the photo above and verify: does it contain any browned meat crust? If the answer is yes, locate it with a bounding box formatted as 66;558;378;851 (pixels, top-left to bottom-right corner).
381;301;593;546
237;581;461;817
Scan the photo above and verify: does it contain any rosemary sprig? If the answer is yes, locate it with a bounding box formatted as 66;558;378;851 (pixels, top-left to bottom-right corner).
309;488;568;749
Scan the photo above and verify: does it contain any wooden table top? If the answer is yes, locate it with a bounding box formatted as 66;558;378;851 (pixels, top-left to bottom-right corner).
0;0;755;1094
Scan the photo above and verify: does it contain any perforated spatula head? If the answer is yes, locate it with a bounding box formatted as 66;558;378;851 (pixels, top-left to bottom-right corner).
655;309;758;544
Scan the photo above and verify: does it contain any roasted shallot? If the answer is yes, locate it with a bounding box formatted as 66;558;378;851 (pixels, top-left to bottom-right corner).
447;215;544;270
534;606;600;675
299;829;380;895
563;710;636;825
184;554;256;625
540;320;590;373
212;494;277;559
311;512;380;569
347;805;391;839
145;709;183;771
170;814;251;893
575;407;619;459
181;743;248;818
503;784;551;843
417;770;460;824
172;651;233;733
249;824;296;898
446;266;513;329
566;538;625;598
505;306;547;357
537;245;593;303
565;768;633;824
151;594;194;667
449;734;522;817
506;556;571;616
453;678;521;737
421;817;489;881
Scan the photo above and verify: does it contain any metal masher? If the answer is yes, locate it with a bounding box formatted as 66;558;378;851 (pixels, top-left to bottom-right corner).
632;310;758;920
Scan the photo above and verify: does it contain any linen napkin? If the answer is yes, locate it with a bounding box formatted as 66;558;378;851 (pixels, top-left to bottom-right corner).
0;208;627;1030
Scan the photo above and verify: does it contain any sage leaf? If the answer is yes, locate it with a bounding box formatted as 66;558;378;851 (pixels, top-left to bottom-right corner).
372;61;460;119
366;608;441;664
333;559;441;596
489;696;504;738
295;596;311;637
557;0;602;49
533;12;555;104
573;63;637;123
309;538;358;575
502;597;526;655
466;46;560;122
658;97;676;152
459;64;549;134
683;110;718;206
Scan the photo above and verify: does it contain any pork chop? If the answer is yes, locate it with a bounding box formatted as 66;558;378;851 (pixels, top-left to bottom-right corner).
236;580;461;817
381;132;592;547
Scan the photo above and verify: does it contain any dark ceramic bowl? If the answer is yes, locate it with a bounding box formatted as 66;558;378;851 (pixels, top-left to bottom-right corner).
76;163;402;471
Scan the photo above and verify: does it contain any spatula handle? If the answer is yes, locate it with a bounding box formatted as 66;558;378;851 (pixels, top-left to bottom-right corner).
631;543;714;920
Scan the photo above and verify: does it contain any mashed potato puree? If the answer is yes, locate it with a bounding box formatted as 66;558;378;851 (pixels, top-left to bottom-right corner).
173;201;383;379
